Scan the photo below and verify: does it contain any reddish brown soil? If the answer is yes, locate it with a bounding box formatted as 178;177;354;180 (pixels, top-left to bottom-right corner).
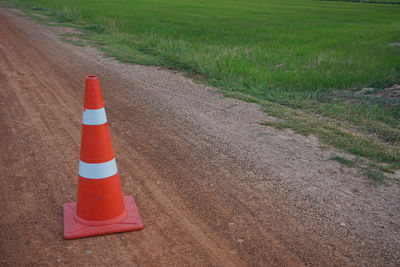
0;8;399;266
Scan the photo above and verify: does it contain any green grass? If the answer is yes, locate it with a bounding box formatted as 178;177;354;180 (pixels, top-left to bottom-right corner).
8;0;400;92
3;0;399;179
324;0;400;3
59;33;86;47
330;155;357;167
330;155;391;183
364;169;385;183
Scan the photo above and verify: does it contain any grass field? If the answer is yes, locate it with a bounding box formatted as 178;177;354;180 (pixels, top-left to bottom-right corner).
4;0;400;178
328;0;400;3
12;0;400;92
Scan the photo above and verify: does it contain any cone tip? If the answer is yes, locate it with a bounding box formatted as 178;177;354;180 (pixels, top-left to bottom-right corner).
84;75;103;109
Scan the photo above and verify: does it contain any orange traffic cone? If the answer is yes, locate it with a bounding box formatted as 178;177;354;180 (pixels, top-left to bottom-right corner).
63;76;143;239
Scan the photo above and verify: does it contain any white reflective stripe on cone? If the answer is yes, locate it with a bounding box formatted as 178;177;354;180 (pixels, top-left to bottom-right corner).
79;158;118;179
82;107;107;125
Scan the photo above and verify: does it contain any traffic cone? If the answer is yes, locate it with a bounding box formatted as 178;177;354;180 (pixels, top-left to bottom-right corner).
63;75;143;239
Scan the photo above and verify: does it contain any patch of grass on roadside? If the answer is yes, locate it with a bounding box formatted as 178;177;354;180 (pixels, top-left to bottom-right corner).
330;155;356;167
377;165;396;174
223;90;399;181
364;169;385;183
59;33;86;47
368;162;397;174
329;154;398;182
225;91;399;162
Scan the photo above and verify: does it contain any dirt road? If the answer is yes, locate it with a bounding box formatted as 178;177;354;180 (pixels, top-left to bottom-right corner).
0;8;399;266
